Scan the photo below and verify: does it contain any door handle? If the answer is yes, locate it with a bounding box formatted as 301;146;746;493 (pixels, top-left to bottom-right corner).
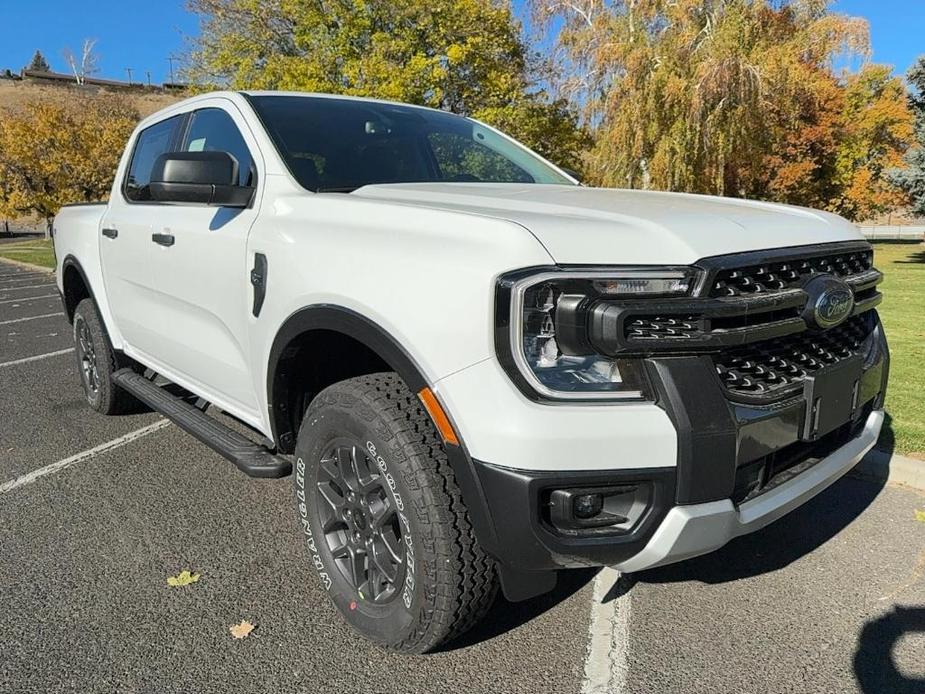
102;228;118;239
152;233;175;247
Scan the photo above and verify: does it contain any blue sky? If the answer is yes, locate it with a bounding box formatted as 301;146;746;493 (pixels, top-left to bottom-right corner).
0;1;920;85
0;0;198;84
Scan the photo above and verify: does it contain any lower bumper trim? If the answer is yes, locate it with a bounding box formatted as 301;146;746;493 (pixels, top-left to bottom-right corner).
614;409;884;573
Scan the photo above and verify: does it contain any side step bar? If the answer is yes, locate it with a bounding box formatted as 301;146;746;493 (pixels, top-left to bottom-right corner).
112;369;291;478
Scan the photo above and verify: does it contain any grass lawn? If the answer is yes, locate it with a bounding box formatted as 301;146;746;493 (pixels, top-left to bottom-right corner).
0;238;56;269
873;241;925;459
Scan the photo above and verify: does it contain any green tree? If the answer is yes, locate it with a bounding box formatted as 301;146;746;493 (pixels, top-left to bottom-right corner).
26;49;51;72
888;56;925;216
186;0;587;170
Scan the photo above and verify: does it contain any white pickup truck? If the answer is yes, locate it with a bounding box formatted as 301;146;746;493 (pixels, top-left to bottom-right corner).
53;91;889;653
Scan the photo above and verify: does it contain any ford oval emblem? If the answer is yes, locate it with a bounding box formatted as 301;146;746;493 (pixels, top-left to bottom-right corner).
802;275;855;330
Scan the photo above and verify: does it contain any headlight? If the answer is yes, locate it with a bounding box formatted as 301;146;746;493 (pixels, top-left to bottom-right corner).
497;268;696;401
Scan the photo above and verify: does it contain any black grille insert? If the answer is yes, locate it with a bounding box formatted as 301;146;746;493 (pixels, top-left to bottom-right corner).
624;315;700;340
714;313;874;399
710;249;873;297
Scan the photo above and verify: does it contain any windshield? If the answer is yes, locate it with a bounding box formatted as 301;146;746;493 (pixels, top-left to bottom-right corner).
248;95;575;192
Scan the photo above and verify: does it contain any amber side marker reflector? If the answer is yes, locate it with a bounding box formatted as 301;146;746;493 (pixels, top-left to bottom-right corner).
418;387;460;447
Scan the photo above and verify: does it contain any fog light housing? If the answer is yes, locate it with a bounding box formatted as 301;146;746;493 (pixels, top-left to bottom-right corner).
573;493;603;519
547;484;651;536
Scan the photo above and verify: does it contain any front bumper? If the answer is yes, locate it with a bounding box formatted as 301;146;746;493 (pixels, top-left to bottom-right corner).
444;314;888;583
616;409;882;572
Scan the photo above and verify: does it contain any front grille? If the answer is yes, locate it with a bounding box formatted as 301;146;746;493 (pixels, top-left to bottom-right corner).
589;244;883;399
714;313;874;399
710;249;873;297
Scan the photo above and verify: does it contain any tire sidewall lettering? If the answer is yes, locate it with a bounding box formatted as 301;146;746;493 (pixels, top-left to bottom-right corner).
295;457;333;591
365;440;415;610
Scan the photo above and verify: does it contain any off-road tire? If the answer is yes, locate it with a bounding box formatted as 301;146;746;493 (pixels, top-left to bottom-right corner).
72;298;139;415
293;372;498;653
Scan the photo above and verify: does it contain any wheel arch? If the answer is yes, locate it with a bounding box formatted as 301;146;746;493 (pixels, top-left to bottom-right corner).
266;305;517;590
61;255;96;324
266;305;429;454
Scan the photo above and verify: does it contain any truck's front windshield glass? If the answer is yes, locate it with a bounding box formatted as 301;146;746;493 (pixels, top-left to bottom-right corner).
248;94;575;192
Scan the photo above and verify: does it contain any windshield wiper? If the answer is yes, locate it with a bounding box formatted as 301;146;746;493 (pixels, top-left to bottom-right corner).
315;185;361;193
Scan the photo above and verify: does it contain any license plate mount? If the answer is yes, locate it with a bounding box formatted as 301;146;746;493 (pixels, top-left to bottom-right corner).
801;354;864;441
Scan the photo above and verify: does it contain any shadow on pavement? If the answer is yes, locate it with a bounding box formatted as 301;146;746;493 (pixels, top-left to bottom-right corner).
875;411;898;457
440;567;597;651
854;606;925;694
633;474;886;585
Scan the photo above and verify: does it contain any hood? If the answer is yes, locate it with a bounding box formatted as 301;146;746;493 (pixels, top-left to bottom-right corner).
351;183;864;265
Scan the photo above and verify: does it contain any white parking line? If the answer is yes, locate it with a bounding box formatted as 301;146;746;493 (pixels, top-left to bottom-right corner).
0;282;51;289
0;348;74;368
0;268;45;275
0;274;48;282
0;312;65;326
1;283;56;291
0;294;58;305
581;568;632;694
0;420;171;495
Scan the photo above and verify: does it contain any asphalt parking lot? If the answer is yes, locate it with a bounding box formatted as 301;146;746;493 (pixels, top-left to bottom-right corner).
1;259;923;694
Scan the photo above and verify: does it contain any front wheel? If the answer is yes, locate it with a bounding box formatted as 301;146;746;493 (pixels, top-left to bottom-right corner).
293;373;498;653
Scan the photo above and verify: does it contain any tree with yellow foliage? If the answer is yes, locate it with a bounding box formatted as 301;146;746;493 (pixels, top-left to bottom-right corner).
186;0;589;172
831;65;914;220
532;0;915;220
0;95;139;237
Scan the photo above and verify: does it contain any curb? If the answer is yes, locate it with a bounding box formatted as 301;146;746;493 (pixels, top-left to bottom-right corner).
850;449;925;492
0;256;55;274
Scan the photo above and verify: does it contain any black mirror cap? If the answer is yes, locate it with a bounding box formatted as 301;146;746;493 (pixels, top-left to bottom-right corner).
561;167;584;184
149;151;254;207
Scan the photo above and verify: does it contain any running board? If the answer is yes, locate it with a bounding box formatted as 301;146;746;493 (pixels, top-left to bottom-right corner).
112;369;291;478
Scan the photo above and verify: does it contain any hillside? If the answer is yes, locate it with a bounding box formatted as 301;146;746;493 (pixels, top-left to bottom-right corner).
0;78;182;118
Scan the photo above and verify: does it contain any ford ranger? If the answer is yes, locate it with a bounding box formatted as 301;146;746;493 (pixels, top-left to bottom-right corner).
53;91;889;653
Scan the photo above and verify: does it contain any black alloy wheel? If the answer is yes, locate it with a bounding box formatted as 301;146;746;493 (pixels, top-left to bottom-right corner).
293;373;498;653
316;440;405;603
75;315;101;398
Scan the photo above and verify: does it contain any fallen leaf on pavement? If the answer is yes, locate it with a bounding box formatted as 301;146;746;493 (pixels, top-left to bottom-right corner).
915;509;925;523
230;620;255;639
167;570;201;587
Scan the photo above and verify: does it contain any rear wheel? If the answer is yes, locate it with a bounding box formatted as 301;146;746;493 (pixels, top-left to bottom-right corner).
293;372;498;653
72;298;139;415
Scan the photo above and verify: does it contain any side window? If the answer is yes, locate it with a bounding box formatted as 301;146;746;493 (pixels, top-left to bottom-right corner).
428;132;534;183
124;116;181;202
183;108;255;187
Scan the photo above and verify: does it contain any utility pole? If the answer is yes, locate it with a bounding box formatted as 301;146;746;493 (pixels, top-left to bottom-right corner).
146;70;151;87
125;67;134;85
168;57;176;84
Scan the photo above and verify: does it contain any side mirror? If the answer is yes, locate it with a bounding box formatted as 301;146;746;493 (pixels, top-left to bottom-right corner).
149;151;254;207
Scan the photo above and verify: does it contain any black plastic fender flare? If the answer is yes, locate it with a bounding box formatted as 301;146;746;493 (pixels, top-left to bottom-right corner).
60;255;97;323
265;305;546;598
